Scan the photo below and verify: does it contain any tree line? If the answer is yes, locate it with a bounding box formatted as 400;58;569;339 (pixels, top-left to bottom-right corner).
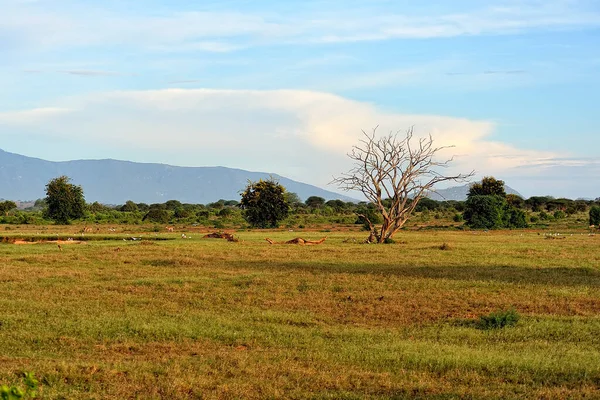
2;175;599;231
2;128;599;241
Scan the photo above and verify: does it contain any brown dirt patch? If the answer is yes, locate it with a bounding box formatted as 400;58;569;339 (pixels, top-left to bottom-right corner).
12;239;85;245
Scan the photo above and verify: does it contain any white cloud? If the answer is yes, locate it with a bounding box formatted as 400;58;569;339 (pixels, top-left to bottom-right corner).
2;1;599;53
0;107;72;124
59;70;127;77
0;88;567;190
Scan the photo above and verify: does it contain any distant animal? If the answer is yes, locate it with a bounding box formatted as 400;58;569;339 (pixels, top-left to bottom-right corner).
57;244;62;251
203;232;238;242
166;226;174;232
265;237;327;245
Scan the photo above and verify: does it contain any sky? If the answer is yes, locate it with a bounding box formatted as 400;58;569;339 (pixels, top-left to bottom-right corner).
0;0;599;199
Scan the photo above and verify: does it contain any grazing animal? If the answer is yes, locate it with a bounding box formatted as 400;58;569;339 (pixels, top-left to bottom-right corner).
203;232;238;242
265;237;327;245
166;226;174;232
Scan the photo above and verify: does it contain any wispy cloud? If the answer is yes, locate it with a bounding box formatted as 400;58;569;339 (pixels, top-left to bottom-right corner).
167;80;203;85
3;1;600;53
60;70;127;77
447;70;528;76
483;70;527;75
515;157;600;169
0;107;72;124
19;68;131;77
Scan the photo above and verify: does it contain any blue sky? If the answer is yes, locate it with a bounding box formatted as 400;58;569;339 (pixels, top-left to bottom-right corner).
1;0;599;198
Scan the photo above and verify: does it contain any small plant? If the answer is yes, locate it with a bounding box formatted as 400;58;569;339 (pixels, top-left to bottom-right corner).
439;242;452;251
297;280;310;293
213;220;225;229
553;210;566;219
478;308;520;330
453;213;463;222
538;211;552;221
331;285;344;293
383;237;395;244
1;372;39;399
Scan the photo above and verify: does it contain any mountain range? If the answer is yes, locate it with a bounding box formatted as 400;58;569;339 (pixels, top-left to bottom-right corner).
427;183;522;201
0;149;524;205
0;149;355;204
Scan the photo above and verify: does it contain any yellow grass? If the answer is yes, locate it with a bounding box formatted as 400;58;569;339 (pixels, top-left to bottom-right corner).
1;227;599;399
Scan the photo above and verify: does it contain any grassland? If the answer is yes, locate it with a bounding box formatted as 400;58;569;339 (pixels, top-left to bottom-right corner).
1;225;599;399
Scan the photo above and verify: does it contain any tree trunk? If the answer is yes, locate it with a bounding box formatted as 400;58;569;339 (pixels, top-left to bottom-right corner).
368;217;407;244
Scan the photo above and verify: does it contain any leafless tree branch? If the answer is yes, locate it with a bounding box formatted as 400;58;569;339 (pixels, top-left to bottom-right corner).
331;127;474;243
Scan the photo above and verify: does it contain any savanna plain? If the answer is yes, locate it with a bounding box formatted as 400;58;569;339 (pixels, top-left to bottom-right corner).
1;226;599;399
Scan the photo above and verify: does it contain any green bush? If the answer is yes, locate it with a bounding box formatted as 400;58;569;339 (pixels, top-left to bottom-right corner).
553;210;566;219
173;208;191;219
213;220;225;229
539;211;552;221
240;179;289;228
44;176;86;224
197;210;211;219
505;207;528;228
419;210;431;222
452;213;464;222
218;208;234;218
463;195;506;229
1;372;39;399
142;208;170;224
590;206;600;226
478;308;520;330
354;205;382;230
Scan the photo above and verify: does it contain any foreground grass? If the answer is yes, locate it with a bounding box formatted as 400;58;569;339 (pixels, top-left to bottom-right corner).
1;228;599;399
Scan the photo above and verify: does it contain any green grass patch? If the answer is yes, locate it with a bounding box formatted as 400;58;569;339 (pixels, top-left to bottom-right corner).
477;308;520;330
0;227;598;398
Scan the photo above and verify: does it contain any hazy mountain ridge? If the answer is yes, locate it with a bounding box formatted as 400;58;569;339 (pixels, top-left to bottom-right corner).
0;149;355;204
427;183;523;201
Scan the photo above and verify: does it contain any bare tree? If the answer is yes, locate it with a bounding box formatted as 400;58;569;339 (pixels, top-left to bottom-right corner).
332;127;474;243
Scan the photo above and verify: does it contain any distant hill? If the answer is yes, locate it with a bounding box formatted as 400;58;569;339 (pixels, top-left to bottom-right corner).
0;149;355;204
427;183;522;201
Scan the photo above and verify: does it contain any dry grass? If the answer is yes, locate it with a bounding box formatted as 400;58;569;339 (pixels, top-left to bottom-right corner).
0;227;599;399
